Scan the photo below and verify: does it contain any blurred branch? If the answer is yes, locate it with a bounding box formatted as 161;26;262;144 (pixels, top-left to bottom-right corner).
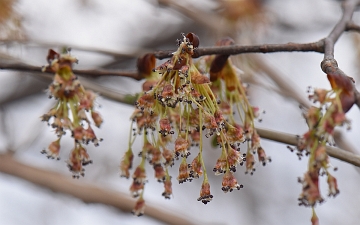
36;73;138;105
157;0;230;34
248;54;311;108
256;128;360;167
0;153;200;225
0;62;142;80
0;39;149;59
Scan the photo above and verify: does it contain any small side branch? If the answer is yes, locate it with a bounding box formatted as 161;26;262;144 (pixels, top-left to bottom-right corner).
256;128;360;167
0;62;142;80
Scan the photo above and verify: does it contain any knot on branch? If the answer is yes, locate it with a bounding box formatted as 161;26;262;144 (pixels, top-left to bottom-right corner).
321;59;338;74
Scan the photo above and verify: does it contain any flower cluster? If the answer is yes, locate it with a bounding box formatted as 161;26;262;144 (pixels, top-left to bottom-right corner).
120;33;268;216
294;65;356;224
41;49;102;178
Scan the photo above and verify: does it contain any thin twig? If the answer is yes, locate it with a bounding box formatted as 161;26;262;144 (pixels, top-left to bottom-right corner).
0;62;142;80
0;39;149;59
36;73;139;105
256;128;360;167
154;41;325;59
0;153;200;225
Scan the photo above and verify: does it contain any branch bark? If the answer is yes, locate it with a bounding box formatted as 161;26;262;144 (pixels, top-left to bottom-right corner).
154;41;325;59
322;0;360;61
256;128;360;167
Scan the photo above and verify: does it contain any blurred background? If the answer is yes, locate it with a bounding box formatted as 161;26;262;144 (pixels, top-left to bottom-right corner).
0;0;360;224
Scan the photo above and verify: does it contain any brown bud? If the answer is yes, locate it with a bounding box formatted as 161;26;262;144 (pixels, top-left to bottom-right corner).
326;69;356;113
186;32;200;48
137;53;156;78
47;49;60;64
191;73;210;84
209;55;229;81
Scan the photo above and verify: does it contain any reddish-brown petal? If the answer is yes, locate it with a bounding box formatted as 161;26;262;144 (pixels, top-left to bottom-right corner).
191;73;211;84
132;197;146;216
245;153;255;175
120;149;134;178
153;164;166;182
132;166;146;183
91;111;102;128
327;174;339;197
198;181;213;204
162;176;172;199
174;136;190;158
73;126;84;142
213;155;227;175
162;148;174;167
221;171;242;193
190;154;203;178
177;159;190;183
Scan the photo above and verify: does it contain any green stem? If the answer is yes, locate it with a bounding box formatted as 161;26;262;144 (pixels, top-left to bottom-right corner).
69;99;79;126
199;107;208;180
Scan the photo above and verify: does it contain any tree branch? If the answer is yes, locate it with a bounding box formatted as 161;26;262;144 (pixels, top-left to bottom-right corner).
256;128;360;167
35;73;139;105
154;41;325;59
0;153;200;225
0;62;142;80
0;39;148;59
323;0;360;61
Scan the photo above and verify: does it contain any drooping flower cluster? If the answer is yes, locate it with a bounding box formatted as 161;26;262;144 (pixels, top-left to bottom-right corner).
294;64;356;224
120;33;268;216
41;49;103;178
